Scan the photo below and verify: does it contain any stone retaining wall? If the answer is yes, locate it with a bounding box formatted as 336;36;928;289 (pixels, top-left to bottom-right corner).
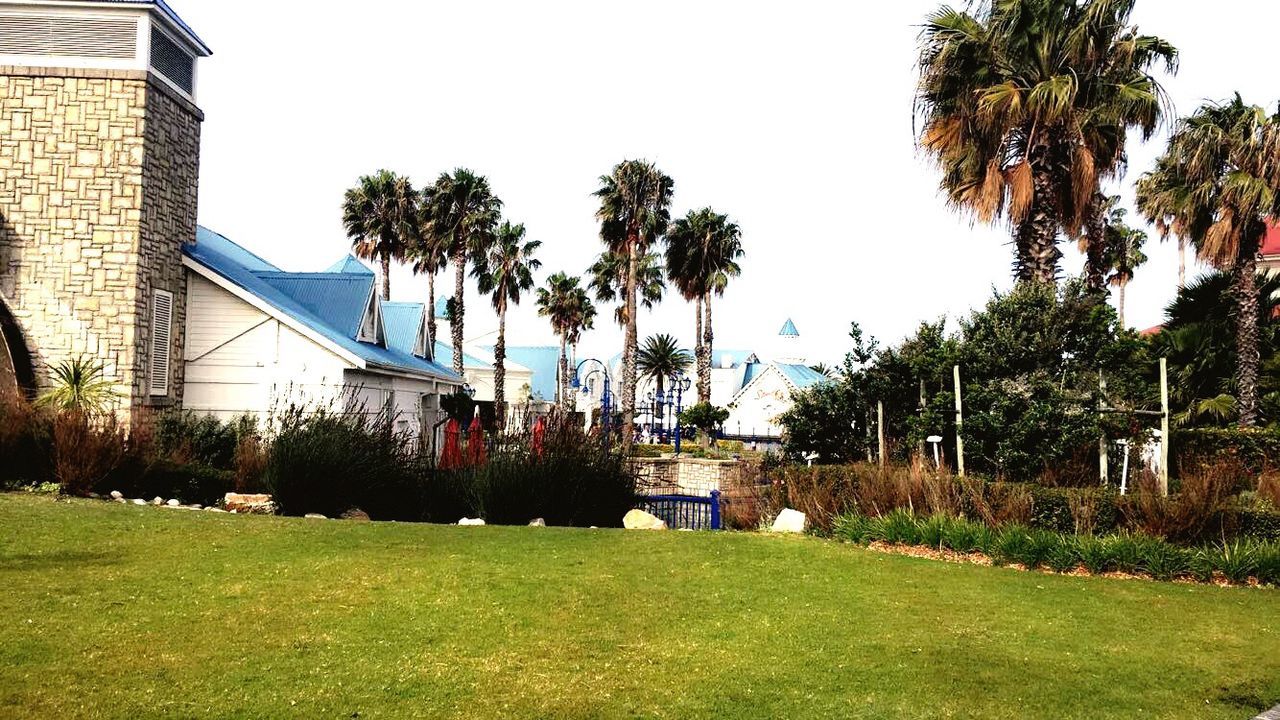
632;456;744;497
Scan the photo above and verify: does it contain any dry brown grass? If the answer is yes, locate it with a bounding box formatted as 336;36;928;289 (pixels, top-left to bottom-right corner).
1257;468;1280;508
51;411;126;496
1121;461;1239;541
233;433;269;492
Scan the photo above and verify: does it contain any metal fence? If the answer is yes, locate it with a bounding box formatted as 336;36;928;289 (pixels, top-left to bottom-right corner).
636;490;722;530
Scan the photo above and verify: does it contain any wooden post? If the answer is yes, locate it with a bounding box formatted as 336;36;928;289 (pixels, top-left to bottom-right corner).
1098;371;1109;485
918;379;927;458
877;400;886;467
1159;357;1170;496
953;364;965;478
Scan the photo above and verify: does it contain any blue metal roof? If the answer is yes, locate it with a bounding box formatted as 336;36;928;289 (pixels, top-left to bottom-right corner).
433;296;449;319
432;341;490;371
186;227;460;382
742;362;765;385
381;302;426;358
493;345;562;401
777;363;826;389
710;348;756;369
324;254;374;276
779;318;799;337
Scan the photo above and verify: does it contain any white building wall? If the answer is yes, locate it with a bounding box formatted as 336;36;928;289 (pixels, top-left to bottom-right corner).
726;366;793;439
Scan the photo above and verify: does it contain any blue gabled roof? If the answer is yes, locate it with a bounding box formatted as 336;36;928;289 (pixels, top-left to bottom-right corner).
494;345;562;401
324;254;375;276
186;226;460;383
432;341;490;371
779;318;799;337
742;362;765;385
434;296;449;319
381;302;426;357
777;363;826;389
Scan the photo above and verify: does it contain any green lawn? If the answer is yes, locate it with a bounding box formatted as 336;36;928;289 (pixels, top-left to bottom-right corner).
1;493;1277;719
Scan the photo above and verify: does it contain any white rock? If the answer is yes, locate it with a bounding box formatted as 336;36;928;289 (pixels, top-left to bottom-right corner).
114;497;126;503
151;497;164;506
770;508;807;534
190;504;202;510
166;499;181;507
528;518;546;527
623;509;667;530
109;490;123;500
304;513;327;520
458;517;486;526
205;507;226;513
130;499;146;506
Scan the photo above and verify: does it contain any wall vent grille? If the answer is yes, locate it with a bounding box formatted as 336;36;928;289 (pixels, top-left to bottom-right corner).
149;26;193;93
0;14;138;58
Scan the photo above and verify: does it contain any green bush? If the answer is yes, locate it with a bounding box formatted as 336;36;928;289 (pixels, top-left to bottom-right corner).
155;411;257;470
1173;427;1280;476
263;407;422;520
103;460;234;506
0;392;52;488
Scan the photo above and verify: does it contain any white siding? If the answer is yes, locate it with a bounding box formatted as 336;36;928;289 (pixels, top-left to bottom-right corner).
726;366;793;439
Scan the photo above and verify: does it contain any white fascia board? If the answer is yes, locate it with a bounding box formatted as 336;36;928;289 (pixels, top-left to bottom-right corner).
183;256;367;369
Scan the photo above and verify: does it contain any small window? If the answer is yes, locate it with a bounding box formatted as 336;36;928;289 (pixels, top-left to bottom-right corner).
149;289;174;396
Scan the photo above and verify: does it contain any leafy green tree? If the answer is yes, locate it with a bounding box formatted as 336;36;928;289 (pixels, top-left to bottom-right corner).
636;334;692;421
473;221;541;423
536;272;596;411
664;208;744;402
342;170;418;300
1137;96;1280;426
422;169;503;376
594;160;674;449
916;0;1176;285
677;401;729;446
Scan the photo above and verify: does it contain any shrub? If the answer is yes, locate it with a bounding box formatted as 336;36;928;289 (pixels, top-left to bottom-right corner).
990;525;1058;568
1121;462;1237;542
0;390;52;488
52;411;127;497
1174;427;1280;476
105;460;234;506
832;514;876;544
940;516;992;554
233;432;269;492
876;509;921;545
1074;535;1114;574
1046;538;1082;573
264;406;421;520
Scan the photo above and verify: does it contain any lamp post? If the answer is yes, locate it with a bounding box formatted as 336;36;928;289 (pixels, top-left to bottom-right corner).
571;358;613;445
668;372;691;455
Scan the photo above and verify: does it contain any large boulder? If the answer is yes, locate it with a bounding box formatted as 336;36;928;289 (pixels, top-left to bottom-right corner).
623;509;667;530
340;508;371;522
770;508;807;534
457;517;486;526
528;518;546;527
224;493;277;515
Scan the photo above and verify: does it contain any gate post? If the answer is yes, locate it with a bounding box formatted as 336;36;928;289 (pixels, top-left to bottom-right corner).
710;490;722;530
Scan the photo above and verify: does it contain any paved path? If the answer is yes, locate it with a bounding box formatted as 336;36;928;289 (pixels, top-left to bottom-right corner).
1255;705;1280;720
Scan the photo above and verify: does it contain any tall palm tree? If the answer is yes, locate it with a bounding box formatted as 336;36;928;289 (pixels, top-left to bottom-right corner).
916;0;1176;285
587;250;665;326
636;333;692;421
421;169;502;376
1101;204;1147;327
473;221;541;424
407;196;450;349
536;272;597;411
1136;96;1280;427
342;170;418;300
594;160;674;446
664;208;743;402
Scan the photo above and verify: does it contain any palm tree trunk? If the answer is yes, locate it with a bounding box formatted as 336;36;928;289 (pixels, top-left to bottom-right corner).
380;254;392;300
1233;243;1261;427
654;374;665;423
1177;236;1187;289
702;291;714;402
695;295;708;403
452;249;466;377
1083;203;1107;293
426;273;437;350
558;334;569;413
494;302;506;429
621;235;639;451
1117;279;1127;328
1014;136;1062;285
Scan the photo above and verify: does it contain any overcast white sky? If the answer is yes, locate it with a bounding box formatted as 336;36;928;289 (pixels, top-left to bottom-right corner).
175;0;1280;366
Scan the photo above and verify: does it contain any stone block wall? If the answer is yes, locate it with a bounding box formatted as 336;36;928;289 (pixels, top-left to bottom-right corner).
0;66;201;415
632;456;744;497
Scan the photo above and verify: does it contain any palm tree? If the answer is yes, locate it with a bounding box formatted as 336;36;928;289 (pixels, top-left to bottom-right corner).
407;196;450;349
587;250;665;326
1137;96;1280;427
636;333;692;421
341;170;418;300
1101;204;1147;327
809;363;836;378
916;0;1176;285
421;169;502;376
536;272;597;411
664;208;743;402
36;357;119;416
593;160;674;447
473;221;541;425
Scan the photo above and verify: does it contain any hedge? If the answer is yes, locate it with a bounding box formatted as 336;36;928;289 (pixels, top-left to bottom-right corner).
1173;427;1280;475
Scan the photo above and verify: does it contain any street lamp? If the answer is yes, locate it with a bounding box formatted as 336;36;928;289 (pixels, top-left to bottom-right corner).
572;358;613;445
667;372;692;454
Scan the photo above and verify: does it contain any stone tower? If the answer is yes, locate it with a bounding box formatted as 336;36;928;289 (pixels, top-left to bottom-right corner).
0;0;210;415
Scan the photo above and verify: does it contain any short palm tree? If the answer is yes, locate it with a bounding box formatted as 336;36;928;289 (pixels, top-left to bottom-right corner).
1101;204;1147;328
636;334;692;420
536;272;597;411
664;208;743;402
594;160;674;446
421;169;503;376
1137;95;1280;427
341;170;418;300
587;250;665;326
916;0;1176;285
36;357;119;416
473;222;541;424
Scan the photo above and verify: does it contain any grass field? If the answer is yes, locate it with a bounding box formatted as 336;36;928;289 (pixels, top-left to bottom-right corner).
1;492;1277;719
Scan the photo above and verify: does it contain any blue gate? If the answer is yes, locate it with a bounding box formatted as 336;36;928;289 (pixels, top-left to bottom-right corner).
636;490;721;530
